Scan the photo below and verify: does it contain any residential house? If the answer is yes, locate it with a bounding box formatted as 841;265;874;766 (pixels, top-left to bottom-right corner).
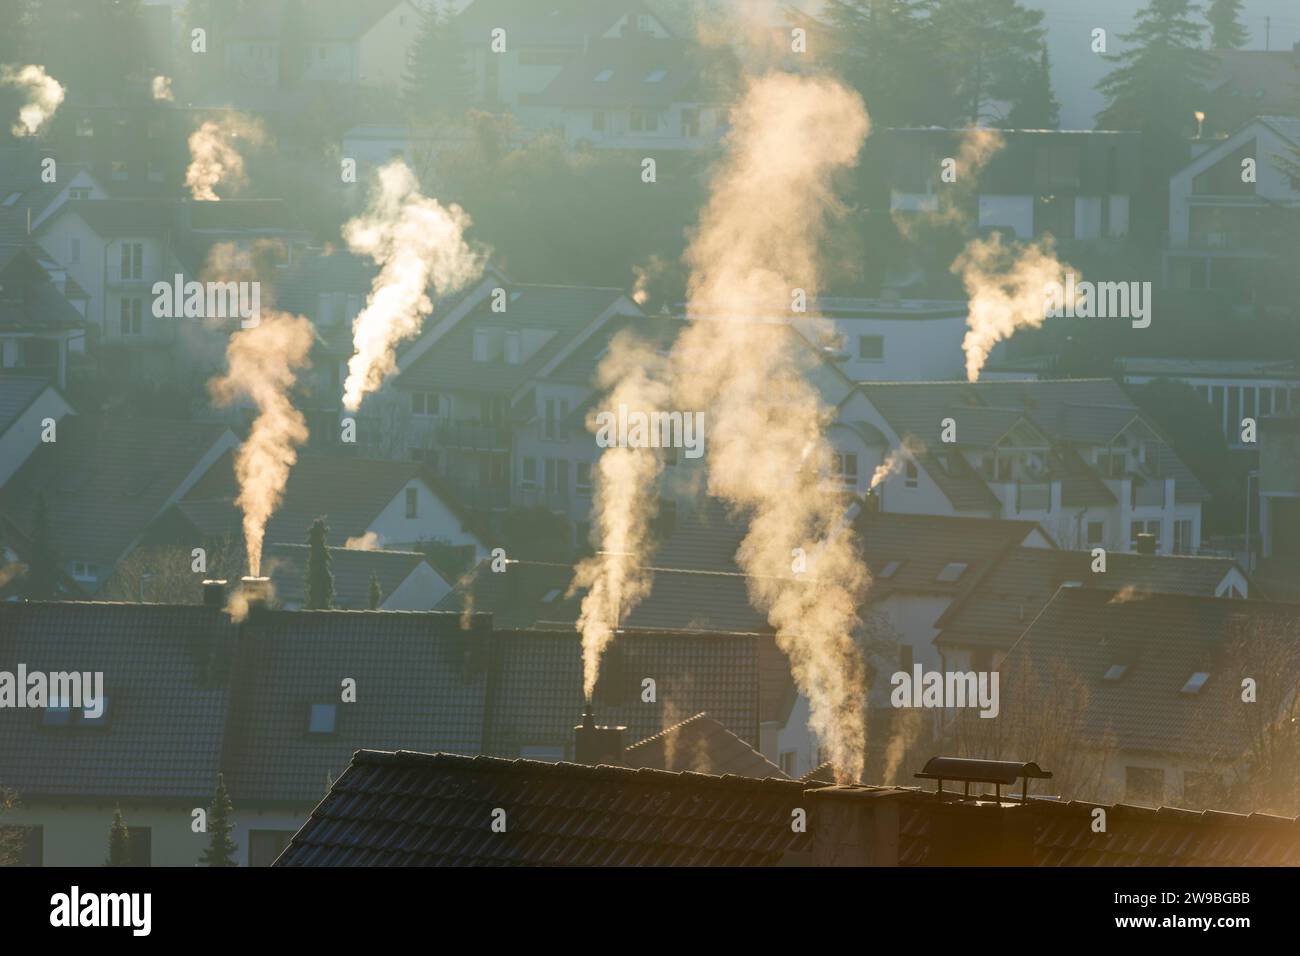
0;374;75;488
171;453;487;561
1118;356;1300;450
0;415;237;595
1164;116;1300;312
882;128;1140;243
263;543;451;610
456;0;676;118
850;379;1210;554
0;247;89;389
273;748;1300;866
1002;586;1300;808
1202;44;1300;137
34;198;310;382
224;0;423;91
0;593;772;865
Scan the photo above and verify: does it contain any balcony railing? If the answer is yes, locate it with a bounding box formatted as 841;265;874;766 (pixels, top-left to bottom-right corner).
1131;479;1167;509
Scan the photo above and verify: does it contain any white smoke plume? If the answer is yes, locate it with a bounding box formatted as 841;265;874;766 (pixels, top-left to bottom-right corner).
185;114;265;201
1;64;65;137
893;127;1004;240
953;232;1075;381
671;72;873;783
208;313;313;578
870;436;925;490
569;330;671;699
344;531;383;551
340;159;484;411
152;75;174;102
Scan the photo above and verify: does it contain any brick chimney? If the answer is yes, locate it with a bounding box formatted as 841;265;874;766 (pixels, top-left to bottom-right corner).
574;705;626;766
240;576;271;617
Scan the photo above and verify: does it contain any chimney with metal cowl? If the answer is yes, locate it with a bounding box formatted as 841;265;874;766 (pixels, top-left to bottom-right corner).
1135;532;1157;556
201;579;228;609
573;704;626;766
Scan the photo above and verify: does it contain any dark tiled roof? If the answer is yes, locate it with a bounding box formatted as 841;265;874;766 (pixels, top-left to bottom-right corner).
275;750;809;866
937;548;1245;649
221;610;491;805
455;0;667;45
484;628;762;756
396;284;631;396
622;712;788;779
1002;588;1300;756
0;415;234;575
227;0;404;41
857;379;1209;507
0;602;233;800
263;544;436;609
536;39;713;108
182;453;463;547
0;373;56;435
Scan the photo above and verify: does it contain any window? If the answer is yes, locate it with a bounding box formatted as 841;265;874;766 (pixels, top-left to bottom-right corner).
411;392;441;416
248;830;295;867
637;14;653;32
69;187;90;200
594;68;614;82
521;456;538;487
779;751;797;777
630;110;658;132
935;562;967;583
1086;521;1105;547
680;108;699;138
904;460;918;488
1173;519;1193;555
644;69;666;83
120;242;143;280
832;452;858;486
592;110;605;133
72;560;101;580
858;335;884;360
76;117;93;137
308;703;337;734
545;458;569;498
1102;663;1128;681
110;161;128;182
69;237;80;264
1180;671;1210;695
1124;766;1164;806
119;298;142;335
127;827;152;867
405;486;418;518
576;461;592;496
0;825;42;866
877;559;901;579
543;398;568;441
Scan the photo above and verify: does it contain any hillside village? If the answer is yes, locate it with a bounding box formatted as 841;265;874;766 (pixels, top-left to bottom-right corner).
1;0;1300;872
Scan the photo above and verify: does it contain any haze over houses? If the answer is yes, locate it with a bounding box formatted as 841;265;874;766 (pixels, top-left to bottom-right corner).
2;0;1300;877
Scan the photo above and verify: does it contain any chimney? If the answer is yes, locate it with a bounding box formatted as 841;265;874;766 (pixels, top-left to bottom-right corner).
573;705;626;766
1135;532;1156;556
202;578;227;608
863;486;882;514
240;575;271;616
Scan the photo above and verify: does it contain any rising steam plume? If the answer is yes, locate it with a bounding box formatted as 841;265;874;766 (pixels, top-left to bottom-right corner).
953;233;1074;381
671;72;873;783
185;114;264;201
1;64;64;137
205;244;313;579
569;331;671;699
340;160;484;411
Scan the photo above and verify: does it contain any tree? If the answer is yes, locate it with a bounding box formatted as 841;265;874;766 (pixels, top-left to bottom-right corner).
26;491;59;600
278;0;309;89
368;572;382;610
1205;0;1248;49
930;0;1050;126
305;517;334;609
105;807;130;866
200;773;238;867
1006;44;1060;129
404;1;472;121
1095;0;1214;240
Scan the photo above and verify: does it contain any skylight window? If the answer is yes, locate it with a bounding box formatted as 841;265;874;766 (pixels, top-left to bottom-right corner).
541;588;562;604
645;69;666;83
1102;664;1128;681
935;562;968;583
1;192;20;206
1181;672;1210;695
878;560;902;580
594;69;614;82
308;703;337;734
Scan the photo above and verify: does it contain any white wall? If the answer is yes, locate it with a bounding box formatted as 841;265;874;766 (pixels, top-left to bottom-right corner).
368;479;483;555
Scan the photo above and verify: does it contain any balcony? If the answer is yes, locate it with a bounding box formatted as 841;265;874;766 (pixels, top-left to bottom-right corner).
434;419;512;452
